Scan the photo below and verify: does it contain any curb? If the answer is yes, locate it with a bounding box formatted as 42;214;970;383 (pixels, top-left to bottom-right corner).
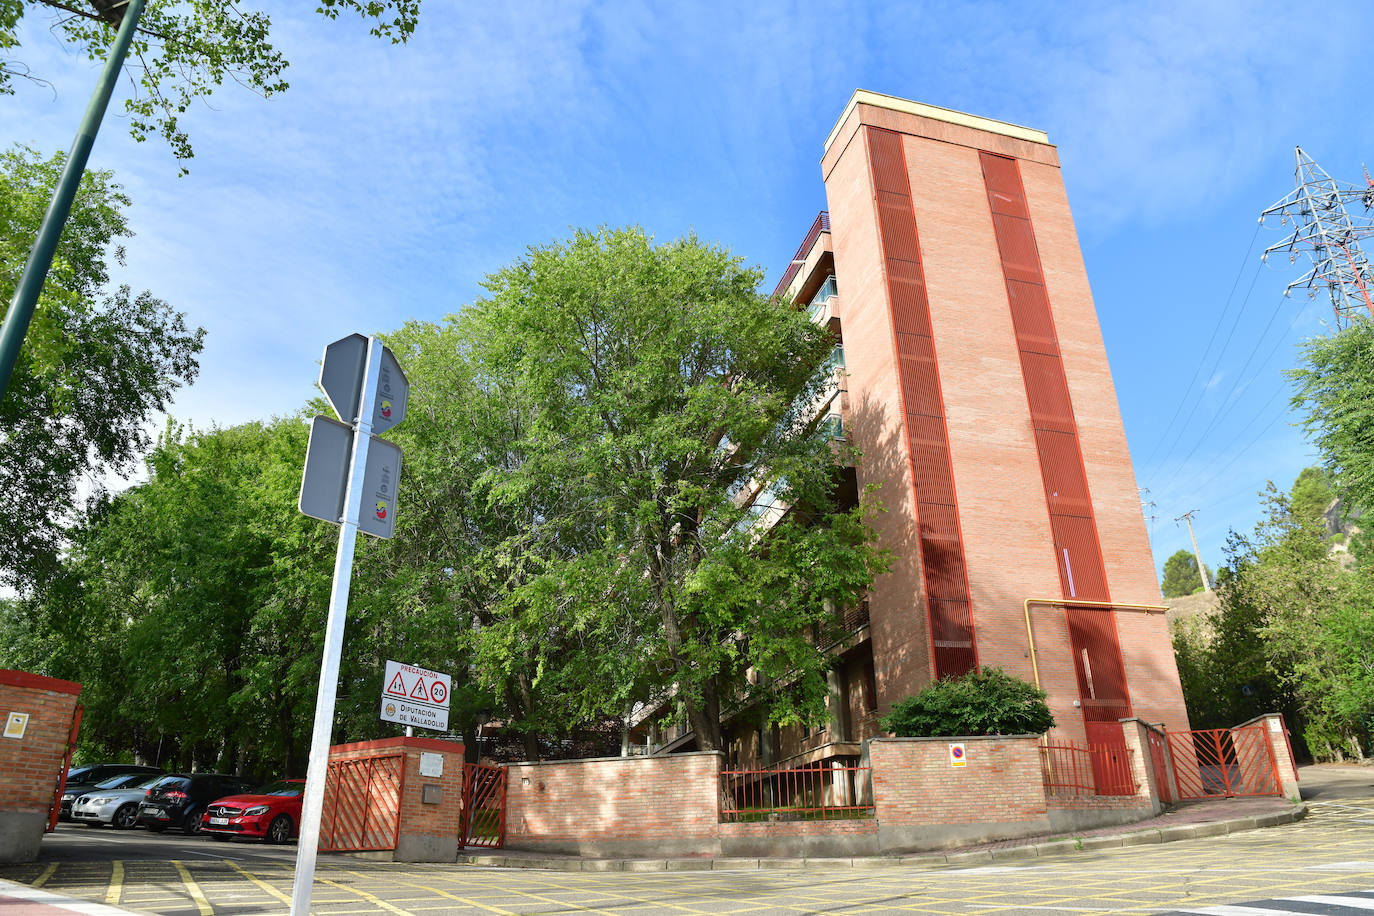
458;803;1308;872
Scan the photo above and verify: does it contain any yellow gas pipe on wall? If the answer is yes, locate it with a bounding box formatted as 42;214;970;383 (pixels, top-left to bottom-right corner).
1022;598;1169;688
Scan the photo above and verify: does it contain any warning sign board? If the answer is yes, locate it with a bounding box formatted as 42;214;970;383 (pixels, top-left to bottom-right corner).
380;660;451;732
949;743;966;768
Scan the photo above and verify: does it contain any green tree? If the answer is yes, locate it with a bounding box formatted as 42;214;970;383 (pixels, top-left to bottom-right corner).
0;146;203;590
1290;465;1337;532
2;1;419;169
459;227;889;751
1160;548;1209;598
1291;317;1374;518
11;418;338;776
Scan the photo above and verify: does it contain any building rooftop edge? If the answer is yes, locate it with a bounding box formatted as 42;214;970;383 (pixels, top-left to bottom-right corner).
823;90;1052;154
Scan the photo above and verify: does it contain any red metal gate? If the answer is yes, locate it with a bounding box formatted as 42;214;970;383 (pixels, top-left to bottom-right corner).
47;705;83;833
1166;726;1279;799
1147;728;1175;804
459;763;506;849
320;753;405;851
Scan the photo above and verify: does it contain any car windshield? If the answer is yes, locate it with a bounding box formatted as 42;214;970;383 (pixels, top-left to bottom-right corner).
92;773;148;789
151;776;190;791
66;766;95;781
254;780;304;797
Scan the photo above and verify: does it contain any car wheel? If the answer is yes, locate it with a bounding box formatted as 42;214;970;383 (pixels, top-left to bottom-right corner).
266;815;292;845
112;805;138;830
182;809;202;836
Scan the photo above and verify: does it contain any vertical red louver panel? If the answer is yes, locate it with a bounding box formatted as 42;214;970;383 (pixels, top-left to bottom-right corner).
867;127;977;679
978;151;1132;728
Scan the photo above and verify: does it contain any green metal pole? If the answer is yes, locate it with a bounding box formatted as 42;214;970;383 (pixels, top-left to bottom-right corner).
0;0;148;403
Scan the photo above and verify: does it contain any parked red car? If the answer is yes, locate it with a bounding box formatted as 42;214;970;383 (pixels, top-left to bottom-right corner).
199;779;304;844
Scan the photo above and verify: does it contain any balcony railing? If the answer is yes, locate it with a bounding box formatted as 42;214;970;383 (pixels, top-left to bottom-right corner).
773;211;831;299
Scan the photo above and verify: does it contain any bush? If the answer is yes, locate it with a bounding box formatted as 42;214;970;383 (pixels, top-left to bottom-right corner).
879;667;1055;737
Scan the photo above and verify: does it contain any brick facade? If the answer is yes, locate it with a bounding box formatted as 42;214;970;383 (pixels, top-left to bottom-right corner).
0;670;81;863
817;92;1190;739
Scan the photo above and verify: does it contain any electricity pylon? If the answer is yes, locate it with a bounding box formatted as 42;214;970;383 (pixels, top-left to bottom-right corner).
1260;146;1374;329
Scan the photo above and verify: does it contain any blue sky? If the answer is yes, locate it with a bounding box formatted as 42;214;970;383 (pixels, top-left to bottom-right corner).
7;0;1371;583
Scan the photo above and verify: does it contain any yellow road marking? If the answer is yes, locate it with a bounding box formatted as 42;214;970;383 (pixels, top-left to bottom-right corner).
104;861;123;906
317;876;420;916
30;862;57;888
172;860;213;916
224;860;292;905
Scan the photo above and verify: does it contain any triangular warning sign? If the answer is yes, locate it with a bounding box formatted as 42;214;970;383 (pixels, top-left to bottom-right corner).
386;672;407;697
410;678;431;701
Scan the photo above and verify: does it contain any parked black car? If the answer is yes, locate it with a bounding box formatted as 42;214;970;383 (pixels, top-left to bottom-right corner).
138;774;254;835
59;764;164;821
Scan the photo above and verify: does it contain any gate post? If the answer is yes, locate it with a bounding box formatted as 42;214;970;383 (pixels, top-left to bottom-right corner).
1118;718;1164;814
1240;714;1300;801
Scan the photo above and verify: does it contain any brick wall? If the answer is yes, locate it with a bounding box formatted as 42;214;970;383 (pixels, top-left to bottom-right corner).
504;752;723;857
869;735;1049;853
0;670;81;863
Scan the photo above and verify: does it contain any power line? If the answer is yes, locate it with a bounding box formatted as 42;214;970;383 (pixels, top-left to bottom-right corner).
1140;223;1261;469
1148;259;1264;479
1153;294;1320;497
1154;273;1288;488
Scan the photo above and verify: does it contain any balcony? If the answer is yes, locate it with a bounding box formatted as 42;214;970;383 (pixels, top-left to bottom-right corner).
774;212;834;305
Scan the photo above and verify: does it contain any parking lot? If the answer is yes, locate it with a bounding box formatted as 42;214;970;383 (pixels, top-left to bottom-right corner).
2;777;1373;916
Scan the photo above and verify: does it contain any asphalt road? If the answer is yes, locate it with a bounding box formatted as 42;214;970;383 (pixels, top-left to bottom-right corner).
1;765;1371;916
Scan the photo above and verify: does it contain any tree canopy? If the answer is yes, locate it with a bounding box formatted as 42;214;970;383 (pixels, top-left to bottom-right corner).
450;227;888;751
1172;471;1374;761
1160;548;1208;599
0;146;203;590
4;224;889;769
1290;317;1374;519
2;1;420;170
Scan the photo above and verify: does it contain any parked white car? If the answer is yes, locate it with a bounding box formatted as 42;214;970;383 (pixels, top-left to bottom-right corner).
71;774;164;829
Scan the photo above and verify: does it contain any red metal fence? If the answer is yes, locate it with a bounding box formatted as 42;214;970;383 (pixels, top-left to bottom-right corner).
773;211;831;298
1166;726;1279;800
320;754;404;852
47;705;83;833
1040;740;1137;797
720;763;873;821
1146;728;1174;804
460;763;507;849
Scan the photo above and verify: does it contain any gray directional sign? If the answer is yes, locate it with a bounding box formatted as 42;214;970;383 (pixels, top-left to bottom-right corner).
298;416;353;524
319;334;409;431
299;417;403;539
319;333;368;424
358;435;401;539
371;347;408;435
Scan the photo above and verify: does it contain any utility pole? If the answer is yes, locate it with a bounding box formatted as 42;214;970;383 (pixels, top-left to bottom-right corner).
1175;510;1212;593
0;0;147;402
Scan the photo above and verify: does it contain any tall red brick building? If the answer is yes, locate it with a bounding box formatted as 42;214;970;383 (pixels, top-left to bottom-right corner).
646;91;1189;775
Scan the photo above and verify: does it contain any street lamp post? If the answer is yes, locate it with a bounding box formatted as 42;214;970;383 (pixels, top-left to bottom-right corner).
0;0;148;402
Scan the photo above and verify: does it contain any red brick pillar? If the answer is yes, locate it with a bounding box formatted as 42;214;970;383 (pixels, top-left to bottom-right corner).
1243;714;1300;801
0;670;81;863
1118;718;1165;814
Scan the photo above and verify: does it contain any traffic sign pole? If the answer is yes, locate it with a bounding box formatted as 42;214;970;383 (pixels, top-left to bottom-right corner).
289;336;383;916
